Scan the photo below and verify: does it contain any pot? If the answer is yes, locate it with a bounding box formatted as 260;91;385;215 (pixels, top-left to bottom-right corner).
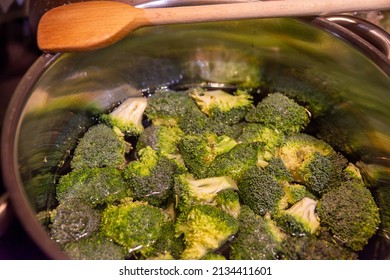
1;1;390;259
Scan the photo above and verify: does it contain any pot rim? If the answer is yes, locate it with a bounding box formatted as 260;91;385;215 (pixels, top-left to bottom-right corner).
1;16;389;260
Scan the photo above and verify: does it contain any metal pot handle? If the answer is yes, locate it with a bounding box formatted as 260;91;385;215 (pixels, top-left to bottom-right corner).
324;15;390;59
309;15;390;75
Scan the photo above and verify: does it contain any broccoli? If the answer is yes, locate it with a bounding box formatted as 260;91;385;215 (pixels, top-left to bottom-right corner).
262;157;294;183
223;121;246;140
214;189;241;218
100;97;147;136
201;252;226;260
56;167;130;207
189;88;253;125
238;166;285;216
123;146;180;207
317;180;380;251
63;233;127;260
71;123;127;170
101;199;170;257
204;142;263;181
274;197;320;236
178;101;226;136
178;133;237;178
342;162;364;183
143;221;185;260
144;89;196;126
238;123;285;153
136;124;187;170
245;92;310;136
278;230;358;260
50;199;101;245
173;173;238;213
282;183;309;206
262;65;335;119
276;133;348;195
136;124;185;157
175;204;239;259
229;206;283;260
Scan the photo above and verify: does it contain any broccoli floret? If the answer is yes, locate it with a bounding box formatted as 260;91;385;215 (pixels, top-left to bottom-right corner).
262;65;334;119
278;231;358;260
100;97;147;136
215;189;241;218
175;204;239;259
262;157;294;183
238;123;285;153
50;200;101;245
238;166;285;216
274;197;320;236
71;124;127;170
342;162;364;183
201;252;226;260
178;101;226;136
137;124;185;156
223;121;246;140
245;92;310;135
123;146;180;207
63;233;127;260
56;167;130;207
229;206;283;260
189;88;253;125
101;199;170;257
144;221;185;260
137;124;187;170
173;173;238;213
178;133;237;178
282;183;309;206
144;90;196;126
317;181;380;251
145;89;227;136
204;142;262;181
276;133;347;195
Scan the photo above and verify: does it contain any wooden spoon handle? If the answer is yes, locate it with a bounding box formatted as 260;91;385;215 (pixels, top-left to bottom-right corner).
37;0;390;52
142;0;390;26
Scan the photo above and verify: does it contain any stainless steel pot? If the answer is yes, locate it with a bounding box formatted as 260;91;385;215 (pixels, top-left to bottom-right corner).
1;1;390;259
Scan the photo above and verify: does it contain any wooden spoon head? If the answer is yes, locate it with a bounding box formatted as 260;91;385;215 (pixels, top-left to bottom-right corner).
37;1;146;52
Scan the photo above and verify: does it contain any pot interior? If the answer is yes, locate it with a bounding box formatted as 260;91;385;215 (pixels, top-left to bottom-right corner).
5;18;390;259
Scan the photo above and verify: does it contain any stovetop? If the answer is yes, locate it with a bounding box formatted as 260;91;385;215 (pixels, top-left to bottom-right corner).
0;10;48;259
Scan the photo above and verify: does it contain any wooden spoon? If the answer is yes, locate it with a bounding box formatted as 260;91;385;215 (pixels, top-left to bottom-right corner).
37;0;390;52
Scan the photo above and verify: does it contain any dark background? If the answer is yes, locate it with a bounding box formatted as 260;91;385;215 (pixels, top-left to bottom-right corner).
0;1;47;259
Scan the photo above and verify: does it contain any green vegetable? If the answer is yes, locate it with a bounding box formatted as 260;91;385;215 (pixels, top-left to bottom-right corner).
100;97;147;136
101;199;170;257
178;133;237;178
238;166;285;216
276;133;347;195
214;189;241;218
204;142;262;181
173;173;238;213
175;204;239;259
230;206;283;260
50;200;101;245
245;92;310;136
274;197;320;236
189;88;253;125
64;233;127;260
278;230;358;260
123;146;181;207
56;167;130;207
317;181;380;251
71;123;127;170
